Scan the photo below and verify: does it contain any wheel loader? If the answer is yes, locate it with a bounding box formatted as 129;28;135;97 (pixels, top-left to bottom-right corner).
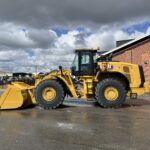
0;48;150;110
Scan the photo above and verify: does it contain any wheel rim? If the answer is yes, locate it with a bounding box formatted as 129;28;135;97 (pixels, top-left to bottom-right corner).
104;87;119;101
42;87;56;102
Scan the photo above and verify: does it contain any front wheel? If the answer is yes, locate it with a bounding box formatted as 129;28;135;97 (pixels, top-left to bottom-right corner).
95;79;126;108
35;80;64;109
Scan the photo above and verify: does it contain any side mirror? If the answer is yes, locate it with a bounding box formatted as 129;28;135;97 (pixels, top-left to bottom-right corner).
59;66;62;70
59;66;63;76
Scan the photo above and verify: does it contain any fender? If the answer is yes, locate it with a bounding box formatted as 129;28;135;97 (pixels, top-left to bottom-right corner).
41;70;78;98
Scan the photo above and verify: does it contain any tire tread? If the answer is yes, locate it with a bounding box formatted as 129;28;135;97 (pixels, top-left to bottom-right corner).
35;80;64;109
95;78;126;108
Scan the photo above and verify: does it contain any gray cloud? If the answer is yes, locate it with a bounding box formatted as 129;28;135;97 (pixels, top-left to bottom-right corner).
0;0;149;29
0;24;58;49
27;29;57;48
74;33;86;46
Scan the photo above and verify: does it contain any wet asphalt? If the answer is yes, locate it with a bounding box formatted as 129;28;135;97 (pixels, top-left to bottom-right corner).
0;95;150;150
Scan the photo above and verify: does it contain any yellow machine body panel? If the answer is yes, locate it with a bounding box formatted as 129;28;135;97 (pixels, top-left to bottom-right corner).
97;62;142;88
97;62;150;96
78;76;95;99
128;82;150;96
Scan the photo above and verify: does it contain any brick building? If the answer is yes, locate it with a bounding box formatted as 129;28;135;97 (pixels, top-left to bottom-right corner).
103;35;150;82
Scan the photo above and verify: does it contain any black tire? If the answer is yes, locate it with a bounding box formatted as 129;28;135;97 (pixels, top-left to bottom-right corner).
35;80;64;109
95;78;126;108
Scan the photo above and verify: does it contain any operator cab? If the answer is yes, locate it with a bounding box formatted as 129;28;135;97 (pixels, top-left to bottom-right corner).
71;48;99;76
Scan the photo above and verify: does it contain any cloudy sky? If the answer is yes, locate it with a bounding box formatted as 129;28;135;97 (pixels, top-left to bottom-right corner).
0;0;150;73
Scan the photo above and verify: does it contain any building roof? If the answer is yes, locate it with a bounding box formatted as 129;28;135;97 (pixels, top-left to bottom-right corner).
116;39;134;47
102;34;150;56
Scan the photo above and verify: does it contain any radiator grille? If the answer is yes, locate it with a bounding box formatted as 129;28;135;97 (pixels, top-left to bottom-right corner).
123;66;130;73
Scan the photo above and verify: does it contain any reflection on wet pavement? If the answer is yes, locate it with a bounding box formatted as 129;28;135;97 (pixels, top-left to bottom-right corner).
0;95;150;150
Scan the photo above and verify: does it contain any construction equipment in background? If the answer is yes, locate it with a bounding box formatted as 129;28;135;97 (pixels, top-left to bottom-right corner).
11;73;35;85
0;72;35;86
0;48;150;110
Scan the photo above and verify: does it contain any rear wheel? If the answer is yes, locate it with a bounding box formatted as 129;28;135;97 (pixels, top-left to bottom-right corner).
95;78;126;108
35;80;64;109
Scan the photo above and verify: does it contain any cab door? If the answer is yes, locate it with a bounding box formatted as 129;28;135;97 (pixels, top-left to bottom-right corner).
79;51;95;76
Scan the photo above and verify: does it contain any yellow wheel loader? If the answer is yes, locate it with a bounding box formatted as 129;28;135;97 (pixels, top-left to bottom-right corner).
0;48;150;110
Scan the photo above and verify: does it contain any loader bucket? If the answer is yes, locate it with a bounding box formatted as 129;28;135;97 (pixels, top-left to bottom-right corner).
0;82;36;110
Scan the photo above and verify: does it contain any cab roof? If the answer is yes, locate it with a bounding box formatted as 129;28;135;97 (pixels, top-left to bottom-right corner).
74;47;100;53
